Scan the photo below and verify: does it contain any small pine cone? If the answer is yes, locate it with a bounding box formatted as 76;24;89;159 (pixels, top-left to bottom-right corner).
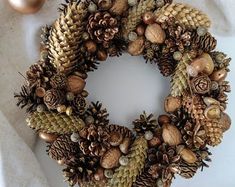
210;51;231;71
133;112;158;135
86;102;109;126
132;171;156;187
171;51;197;97
191;32;217;52
108;136;148;187
155;3;211;29
26;63;44;87
48;2;88;73
191;75;211;94
79;124;110;157
48;134;78;161
87;12;119;48
108;124;133;139
50;73;67;89
178;160;200;179
71;95;87;115
204;119;223;146
43;89;64;110
27;111;85;134
122;0;156;39
157;53;176;77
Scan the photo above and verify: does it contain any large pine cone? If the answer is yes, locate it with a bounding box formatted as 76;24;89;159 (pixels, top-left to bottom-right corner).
87;12;119;48
79;124;110;157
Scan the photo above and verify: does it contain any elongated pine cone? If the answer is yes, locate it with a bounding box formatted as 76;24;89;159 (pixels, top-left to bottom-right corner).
108;136;148;187
79;124;110;157
48;134;78;161
48;2;87;73
26;111;85;134
87;12;119;48
122;0;155;39
191;32;217;52
132;171;156;187
155;3;211;29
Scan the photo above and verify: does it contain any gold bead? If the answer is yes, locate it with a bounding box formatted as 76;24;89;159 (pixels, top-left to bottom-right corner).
66;106;73;116
38;132;58;143
158;115;171;125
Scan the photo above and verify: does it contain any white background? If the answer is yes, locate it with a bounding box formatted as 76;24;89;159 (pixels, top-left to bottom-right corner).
0;0;235;187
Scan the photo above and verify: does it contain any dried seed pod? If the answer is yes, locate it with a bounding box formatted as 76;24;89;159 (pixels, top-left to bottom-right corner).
145;23;166;44
162;123;182;146
191;75;211;94
164;96;182;113
100;148;122;169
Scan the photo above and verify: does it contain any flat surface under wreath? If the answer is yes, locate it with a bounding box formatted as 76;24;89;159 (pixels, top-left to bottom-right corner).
14;0;232;187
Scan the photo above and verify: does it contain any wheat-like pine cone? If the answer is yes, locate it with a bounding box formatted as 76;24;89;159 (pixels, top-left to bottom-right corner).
122;0;156;39
26;111;85;134
171;51;197;97
191;32;217;52
48;134;78;161
155;3;211;29
108;136;148;187
48;1;87;73
132;171;156;187
79;180;107;187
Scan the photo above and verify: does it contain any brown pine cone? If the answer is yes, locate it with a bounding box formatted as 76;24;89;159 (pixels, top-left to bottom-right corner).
43;89;64;109
107;124;133;139
79;124;110;157
71;95;87;115
191;74;211;94
157;53;176;77
50;73;67;89
178;160;200;179
191;32;217;52
87;12;119;48
132;171;156;187
48;134;78;161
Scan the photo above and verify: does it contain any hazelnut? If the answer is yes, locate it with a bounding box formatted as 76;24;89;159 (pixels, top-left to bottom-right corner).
162;123;182;146
145;23;166;44
84;40;97;53
36;87;46;97
67;75;86;94
164;96;182;113
127;36;145;56
158;115;171;125
97;49;108;61
179;148;197;164
110;0;128;15
148;136;161;147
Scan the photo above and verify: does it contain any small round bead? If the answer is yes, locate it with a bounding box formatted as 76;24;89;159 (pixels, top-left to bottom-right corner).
197;26;207;36
211;81;219;90
66;92;75;101
70;132;79;142
156;0;165;7
85;116;95;125
37;104;46;113
128;31;138;41
104;169;114;179
128;0;137;6
173;51;183;61
82;32;90;41
186;65;198;77
88;2;97;13
119;156;129;166
144;131;154;140
66;106;73;116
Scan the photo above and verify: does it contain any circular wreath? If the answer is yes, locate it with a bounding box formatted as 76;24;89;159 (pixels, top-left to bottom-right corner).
15;0;232;187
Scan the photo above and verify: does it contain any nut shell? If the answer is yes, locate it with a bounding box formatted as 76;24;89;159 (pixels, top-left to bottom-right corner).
179;148;197;164
100;148;122;169
67;75;86;94
109;131;123;146
210;68;227;82
110;0;128;15
145;23;166;44
162;124;182;146
158;115;171;125
164;96;182;113
127;36;145;56
119;137;131;154
220;112;231;132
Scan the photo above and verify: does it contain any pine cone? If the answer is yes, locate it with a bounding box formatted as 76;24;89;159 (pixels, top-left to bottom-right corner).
157;53;176;77
79;124;110;157
85;102;109;126
108;136;148;187
48;1;88;73
132;171;156;187
71;95;87;115
27;111;85;134
50;73;67;89
87;12;119;48
63;152;99;186
108;124;133;139
191;32;217;52
48;134;78;161
122;0;156;39
155;3;211;29
178;160;200;179
191;74;211;94
210;51;231;71
133;112;158;135
43;89;64;109
171;51;197;97
143;41;160;63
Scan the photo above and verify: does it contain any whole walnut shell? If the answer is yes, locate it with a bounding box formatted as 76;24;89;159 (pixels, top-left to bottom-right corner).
162;123;182;146
145;23;166;44
127;37;145;56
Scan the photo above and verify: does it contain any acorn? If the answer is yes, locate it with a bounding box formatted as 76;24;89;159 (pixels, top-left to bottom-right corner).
38;132;58;143
210;68;227;82
100;148;122;169
178;147;197;164
127;36;145;56
204;105;221;119
158;115;171;125
97;49;108;61
220;112;231;132
84;40;97;53
164;96;182;113
145;23;166;44
119;137;131;154
109;131;123;146
162;124;182;146
136;24;145;36
67;75;86;94
142;11;155;24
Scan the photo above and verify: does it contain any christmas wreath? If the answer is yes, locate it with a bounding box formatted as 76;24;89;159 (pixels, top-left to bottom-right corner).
14;0;232;187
